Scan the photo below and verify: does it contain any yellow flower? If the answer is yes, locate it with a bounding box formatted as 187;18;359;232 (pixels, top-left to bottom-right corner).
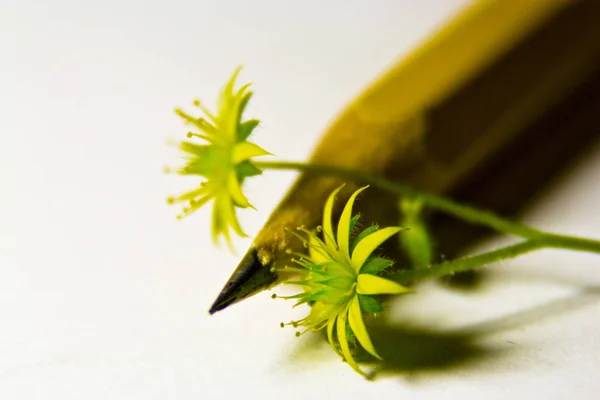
167;68;270;247
279;186;410;376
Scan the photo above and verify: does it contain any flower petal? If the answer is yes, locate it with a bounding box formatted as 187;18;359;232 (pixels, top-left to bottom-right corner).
336;311;364;376
231;142;271;164
351;227;403;271
222;196;247;238
218;67;243;140
227;171;252;208
235;82;252;101
236;89;252;122
337;186;368;259
211;197;237;251
348;296;381;360
357;274;410;295
326;317;342;356
219;67;242;111
211;197;226;243
323;185;344;250
308;232;330;264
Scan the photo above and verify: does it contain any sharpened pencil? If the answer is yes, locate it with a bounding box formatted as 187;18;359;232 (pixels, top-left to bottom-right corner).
209;0;600;314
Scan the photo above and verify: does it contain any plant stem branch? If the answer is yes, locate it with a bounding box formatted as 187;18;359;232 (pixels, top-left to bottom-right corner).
256;161;542;238
541;233;600;254
391;232;600;284
391;240;543;283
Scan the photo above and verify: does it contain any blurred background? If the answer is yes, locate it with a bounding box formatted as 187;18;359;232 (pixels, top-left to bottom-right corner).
2;0;600;399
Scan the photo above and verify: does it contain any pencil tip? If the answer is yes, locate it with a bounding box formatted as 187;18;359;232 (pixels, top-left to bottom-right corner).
209;247;278;314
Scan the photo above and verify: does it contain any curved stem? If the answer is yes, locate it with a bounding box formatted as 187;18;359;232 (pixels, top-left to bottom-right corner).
392;234;600;284
391;240;543;283
255;161;542;238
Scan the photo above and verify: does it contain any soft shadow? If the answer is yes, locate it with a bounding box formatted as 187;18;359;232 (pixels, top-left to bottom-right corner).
365;321;498;379
281;319;497;380
370;285;600;379
283;285;600;380
456;285;600;337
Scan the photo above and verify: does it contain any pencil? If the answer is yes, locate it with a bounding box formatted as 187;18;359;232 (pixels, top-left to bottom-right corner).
209;0;600;314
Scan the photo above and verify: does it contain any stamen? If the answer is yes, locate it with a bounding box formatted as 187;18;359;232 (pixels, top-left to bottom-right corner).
313;320;329;331
283;280;309;287
282;266;309;274
276;293;306;301
192;99;217;122
280;319;305;329
291;259;313;270
286;228;310;248
286;250;309;259
291;299;311;308
186;131;214;143
297;323;321;337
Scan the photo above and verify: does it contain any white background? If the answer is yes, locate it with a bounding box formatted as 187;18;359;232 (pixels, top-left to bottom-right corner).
2;0;600;399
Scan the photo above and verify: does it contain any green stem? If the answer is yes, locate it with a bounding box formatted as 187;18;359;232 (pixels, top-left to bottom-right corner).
392;233;600;284
392;240;543;283
255;161;542;238
541;233;600;254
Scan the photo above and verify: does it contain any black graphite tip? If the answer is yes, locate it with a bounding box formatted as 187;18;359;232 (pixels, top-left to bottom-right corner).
209;248;278;314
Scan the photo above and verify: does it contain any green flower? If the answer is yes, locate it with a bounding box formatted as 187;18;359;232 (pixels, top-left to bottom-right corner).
167;68;270;247
279;186;410;376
